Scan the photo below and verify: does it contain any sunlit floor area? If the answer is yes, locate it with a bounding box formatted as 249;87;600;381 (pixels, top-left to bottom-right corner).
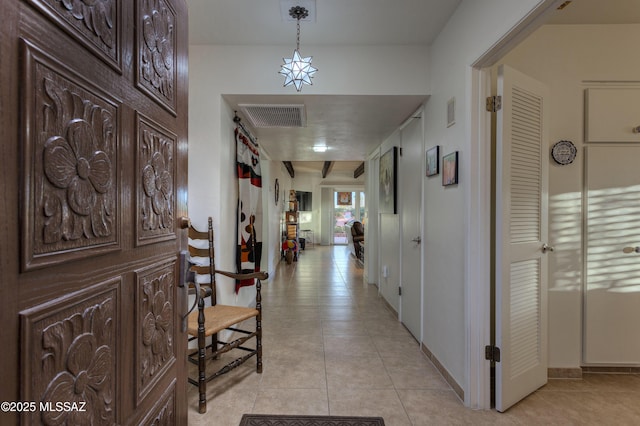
187;245;640;425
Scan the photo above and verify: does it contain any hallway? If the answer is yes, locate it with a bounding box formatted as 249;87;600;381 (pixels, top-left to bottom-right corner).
187;246;640;425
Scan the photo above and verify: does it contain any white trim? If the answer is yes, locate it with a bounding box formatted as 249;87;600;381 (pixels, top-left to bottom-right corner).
465;66;493;409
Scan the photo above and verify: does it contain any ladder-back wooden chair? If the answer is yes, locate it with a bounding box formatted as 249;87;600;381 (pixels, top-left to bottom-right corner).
186;217;268;413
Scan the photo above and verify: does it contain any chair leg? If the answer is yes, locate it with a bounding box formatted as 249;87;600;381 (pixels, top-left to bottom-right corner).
256;283;263;374
197;300;207;414
256;315;263;374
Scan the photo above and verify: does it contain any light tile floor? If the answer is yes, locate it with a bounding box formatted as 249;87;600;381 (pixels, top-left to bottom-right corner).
188;246;640;425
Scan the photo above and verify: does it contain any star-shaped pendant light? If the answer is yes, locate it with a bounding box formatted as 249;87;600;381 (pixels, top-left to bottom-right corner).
280;6;317;92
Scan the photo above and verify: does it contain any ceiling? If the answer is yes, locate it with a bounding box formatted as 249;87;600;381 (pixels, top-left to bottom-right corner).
187;0;639;176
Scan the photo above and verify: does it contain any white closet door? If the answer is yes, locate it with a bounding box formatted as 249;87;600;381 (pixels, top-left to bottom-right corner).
585;145;640;364
495;64;550;412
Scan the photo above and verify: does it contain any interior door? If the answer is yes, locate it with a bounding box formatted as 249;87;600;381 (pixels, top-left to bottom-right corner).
400;116;423;339
0;1;188;424
495;65;549;412
584;145;640;364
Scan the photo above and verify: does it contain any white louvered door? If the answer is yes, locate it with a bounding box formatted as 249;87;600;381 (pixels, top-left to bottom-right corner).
495;65;549;412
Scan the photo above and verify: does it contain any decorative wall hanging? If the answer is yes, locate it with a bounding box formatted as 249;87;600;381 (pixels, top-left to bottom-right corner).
337;192;352;206
442;151;459;186
235;118;263;293
426;145;440;177
551;140;577;165
379;147;397;214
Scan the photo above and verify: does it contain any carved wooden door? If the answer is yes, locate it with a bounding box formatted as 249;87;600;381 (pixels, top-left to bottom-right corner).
0;1;188;424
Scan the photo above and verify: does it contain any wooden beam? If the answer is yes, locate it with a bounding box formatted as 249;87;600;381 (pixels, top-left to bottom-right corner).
354;162;365;179
283;161;294;178
322;161;333;178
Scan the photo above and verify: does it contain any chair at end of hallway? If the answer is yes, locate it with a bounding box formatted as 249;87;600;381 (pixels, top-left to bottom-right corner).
186;217;268;414
350;221;365;262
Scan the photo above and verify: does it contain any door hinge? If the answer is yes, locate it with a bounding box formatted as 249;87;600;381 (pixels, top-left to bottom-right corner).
399;147;403;156
398;286;402;296
486;96;502;112
485;345;501;363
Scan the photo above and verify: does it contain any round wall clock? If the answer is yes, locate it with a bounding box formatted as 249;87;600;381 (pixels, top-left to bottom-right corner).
551;140;577;165
274;179;280;205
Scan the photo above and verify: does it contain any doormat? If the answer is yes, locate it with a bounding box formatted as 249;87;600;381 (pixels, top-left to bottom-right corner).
239;414;385;426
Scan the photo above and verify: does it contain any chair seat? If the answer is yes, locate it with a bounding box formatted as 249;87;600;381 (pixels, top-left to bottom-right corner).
187;304;259;337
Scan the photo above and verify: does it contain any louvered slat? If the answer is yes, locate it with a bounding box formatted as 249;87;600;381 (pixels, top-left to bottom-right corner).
509;259;541;378
510;87;543;244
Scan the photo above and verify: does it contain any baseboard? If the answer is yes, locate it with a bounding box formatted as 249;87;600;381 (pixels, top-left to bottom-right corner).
548;368;583;379
582;366;640;374
421;343;464;401
380;295;398;317
548;366;640;378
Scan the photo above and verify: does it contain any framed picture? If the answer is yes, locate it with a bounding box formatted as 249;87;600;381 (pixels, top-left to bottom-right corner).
379;146;397;214
337;192;352;205
442;151;459;186
426;145;439;177
447;97;455;127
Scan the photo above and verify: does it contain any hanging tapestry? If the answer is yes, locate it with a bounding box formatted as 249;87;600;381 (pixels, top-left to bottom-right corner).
235;126;263;293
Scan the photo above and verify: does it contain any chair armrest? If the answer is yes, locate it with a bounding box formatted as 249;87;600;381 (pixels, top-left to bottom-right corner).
215;269;269;281
188;282;213;298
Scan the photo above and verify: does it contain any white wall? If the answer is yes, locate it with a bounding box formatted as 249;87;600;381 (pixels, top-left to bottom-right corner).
498;23;640;368
420;0;542;396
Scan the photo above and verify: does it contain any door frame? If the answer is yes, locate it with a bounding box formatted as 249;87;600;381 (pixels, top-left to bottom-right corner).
398;109;425;341
466;0;563;409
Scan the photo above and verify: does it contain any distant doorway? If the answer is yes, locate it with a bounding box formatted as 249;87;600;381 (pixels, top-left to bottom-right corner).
333;191;365;245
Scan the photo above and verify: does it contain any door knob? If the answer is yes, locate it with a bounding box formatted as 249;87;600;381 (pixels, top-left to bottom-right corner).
179;216;190;229
623;246;640;254
411;237;421;244
542;243;554;253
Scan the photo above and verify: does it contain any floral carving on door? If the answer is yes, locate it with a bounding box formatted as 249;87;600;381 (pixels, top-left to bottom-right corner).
20;281;118;425
27;0;120;70
135;260;176;403
23;43;119;270
137;0;176;113
137;114;176;245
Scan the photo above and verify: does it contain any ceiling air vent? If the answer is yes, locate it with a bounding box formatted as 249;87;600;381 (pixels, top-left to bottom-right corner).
238;104;306;128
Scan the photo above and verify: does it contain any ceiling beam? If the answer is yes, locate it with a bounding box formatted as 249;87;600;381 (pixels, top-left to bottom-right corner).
283;161;295;178
322;161;334;178
354;162;365;179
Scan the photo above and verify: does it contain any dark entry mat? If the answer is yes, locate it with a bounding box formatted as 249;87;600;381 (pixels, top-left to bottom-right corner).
239;414;386;426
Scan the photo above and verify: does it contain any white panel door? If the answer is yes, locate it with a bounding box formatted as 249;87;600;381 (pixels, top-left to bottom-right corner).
584;145;640;364
495;65;550;412
400;116;423;340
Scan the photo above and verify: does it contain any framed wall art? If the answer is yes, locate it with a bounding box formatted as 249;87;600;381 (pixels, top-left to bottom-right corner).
426;145;439;177
442;151;459;186
379;146;397;214
337;192;352;206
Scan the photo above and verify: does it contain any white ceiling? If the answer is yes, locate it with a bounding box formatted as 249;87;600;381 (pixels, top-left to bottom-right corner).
187;0;639;175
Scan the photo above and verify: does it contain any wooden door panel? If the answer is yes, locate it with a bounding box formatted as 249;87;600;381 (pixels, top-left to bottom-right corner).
24;0;121;71
135;113;177;245
21;39;121;271
134;259;177;405
20;279;120;425
136;0;178;115
139;380;177;425
2;1;189;424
